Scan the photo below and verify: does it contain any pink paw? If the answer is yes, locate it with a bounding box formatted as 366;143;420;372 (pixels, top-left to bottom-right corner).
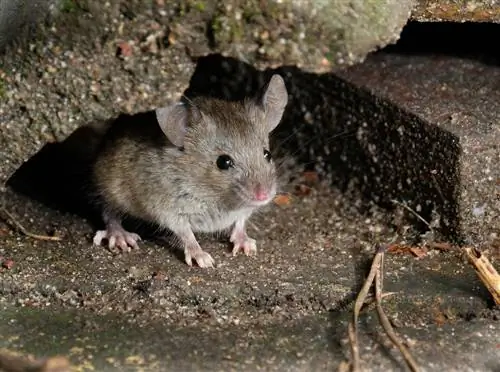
185;246;215;268
93;229;141;253
230;235;257;257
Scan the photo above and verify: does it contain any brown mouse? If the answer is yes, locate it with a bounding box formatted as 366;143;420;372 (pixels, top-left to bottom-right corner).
90;74;288;268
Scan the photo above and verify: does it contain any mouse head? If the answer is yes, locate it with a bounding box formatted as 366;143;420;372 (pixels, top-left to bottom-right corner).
156;74;288;210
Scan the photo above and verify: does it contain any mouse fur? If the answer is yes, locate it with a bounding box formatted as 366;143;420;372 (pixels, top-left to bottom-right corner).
91;74;288;268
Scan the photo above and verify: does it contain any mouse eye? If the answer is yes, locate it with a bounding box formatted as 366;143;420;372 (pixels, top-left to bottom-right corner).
216;154;234;170
263;149;272;162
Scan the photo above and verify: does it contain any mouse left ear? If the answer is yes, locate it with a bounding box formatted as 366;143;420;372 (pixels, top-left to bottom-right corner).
259;74;288;133
155;103;189;147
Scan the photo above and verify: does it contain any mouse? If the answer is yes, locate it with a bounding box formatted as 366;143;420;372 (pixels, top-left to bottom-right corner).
90;74;288;268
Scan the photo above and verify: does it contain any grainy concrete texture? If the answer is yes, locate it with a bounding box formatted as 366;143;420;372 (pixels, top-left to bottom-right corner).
336;25;500;249
411;0;500;22
0;0;410;71
0;2;499;372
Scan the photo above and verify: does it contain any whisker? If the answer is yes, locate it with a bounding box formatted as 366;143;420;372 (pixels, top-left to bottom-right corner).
272;129;357;165
272;127;301;150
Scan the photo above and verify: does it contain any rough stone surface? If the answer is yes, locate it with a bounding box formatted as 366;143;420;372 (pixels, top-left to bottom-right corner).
336;46;500;250
413;0;500;22
0;0;416;71
0;3;499;372
0;0;57;50
203;0;416;70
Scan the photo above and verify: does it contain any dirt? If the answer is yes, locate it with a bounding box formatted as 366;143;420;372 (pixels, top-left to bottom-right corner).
0;1;499;371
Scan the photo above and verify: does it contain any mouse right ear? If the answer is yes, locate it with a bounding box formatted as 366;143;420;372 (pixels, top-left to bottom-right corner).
259;74;288;133
155;103;189;147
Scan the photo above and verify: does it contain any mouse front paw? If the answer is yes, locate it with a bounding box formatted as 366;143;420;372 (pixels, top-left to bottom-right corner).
93;228;141;253
230;235;257;257
185;246;215;268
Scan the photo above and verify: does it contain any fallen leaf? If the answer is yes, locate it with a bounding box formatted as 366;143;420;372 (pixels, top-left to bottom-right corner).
428;242;454;251
409;247;428;258
273;194;291;206
387;244;409;254
387;244;427;258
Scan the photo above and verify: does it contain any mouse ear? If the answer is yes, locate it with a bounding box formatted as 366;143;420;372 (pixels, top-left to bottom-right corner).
259;74;288;133
155;103;189;147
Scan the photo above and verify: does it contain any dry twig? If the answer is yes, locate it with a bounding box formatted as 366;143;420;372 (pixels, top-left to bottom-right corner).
464;247;500;306
348;245;385;372
375;252;421;372
346;245;421;372
0;206;62;241
390;199;431;228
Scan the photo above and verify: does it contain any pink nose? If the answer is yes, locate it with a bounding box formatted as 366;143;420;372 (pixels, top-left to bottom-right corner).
254;185;269;201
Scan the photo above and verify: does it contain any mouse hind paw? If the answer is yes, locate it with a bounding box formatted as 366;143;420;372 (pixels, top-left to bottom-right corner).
93;227;141;253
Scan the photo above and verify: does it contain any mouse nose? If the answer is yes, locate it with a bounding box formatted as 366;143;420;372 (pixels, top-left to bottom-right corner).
253;184;270;202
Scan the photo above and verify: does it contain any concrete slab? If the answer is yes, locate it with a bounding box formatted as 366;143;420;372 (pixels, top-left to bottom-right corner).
336;49;500;249
412;0;500;22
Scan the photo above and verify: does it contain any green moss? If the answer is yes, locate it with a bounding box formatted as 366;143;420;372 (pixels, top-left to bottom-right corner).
0;78;5;99
209;2;245;45
241;1;260;23
193;1;206;12
178;0;207;15
210;15;223;35
60;0;78;13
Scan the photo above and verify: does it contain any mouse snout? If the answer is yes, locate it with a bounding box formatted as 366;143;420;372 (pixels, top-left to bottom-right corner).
252;183;275;204
254;184;269;201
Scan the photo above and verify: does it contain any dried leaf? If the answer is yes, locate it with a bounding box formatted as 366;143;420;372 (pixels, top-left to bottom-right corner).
273;194;291;206
409;247;428;258
388;244;427;258
428;242;454;251
387;244;410;254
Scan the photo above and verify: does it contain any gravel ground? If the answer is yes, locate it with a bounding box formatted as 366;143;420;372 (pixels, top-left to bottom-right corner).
0;2;498;371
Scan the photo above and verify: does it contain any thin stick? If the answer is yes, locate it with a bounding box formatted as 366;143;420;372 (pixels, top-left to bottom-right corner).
348;245;385;371
464;247;500;306
390;199;431;228
374;250;421;372
347;323;358;372
1;206;62;241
